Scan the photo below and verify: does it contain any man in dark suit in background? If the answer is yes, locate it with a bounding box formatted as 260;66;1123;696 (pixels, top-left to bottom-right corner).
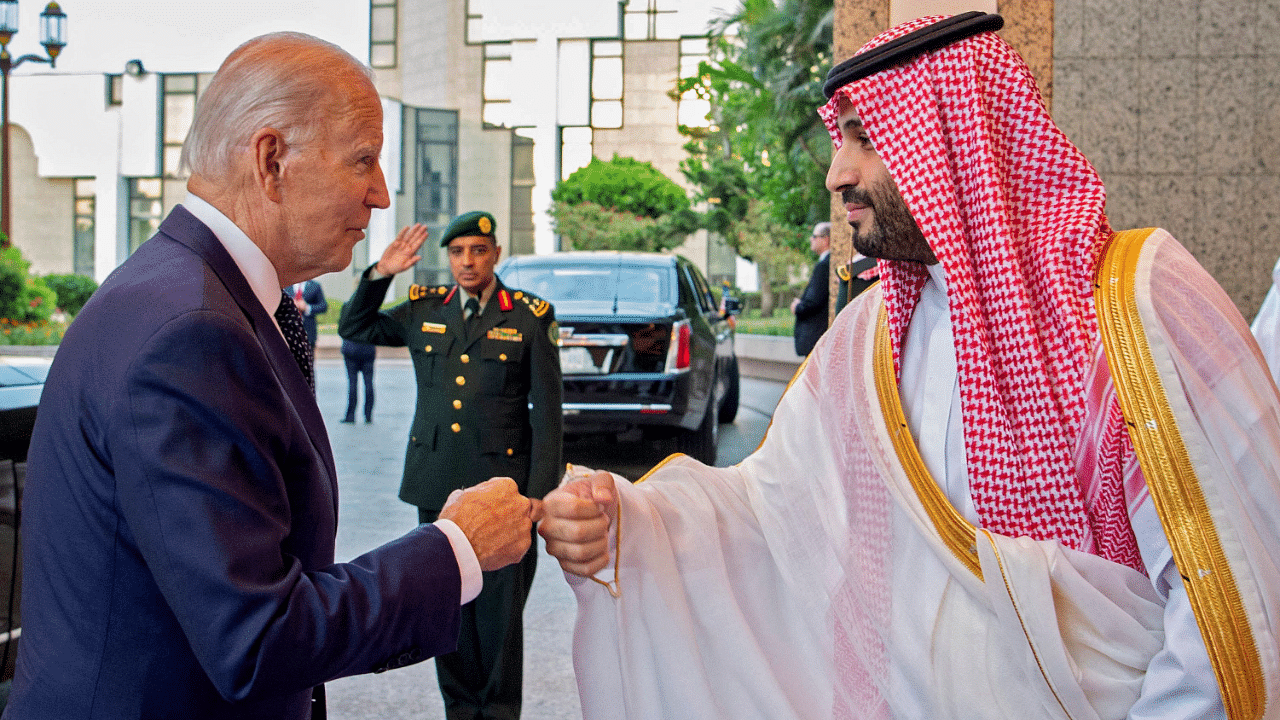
340;211;562;720
791;221;832;356
5;32;540;720
288;279;328;348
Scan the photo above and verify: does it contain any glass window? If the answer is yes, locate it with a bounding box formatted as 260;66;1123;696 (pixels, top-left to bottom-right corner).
105;74;122;107
128;178;164;255
413;108;459;285
590;40;623;129
483;43;513;128
370;0;398;68
161;74;198;178
73;178;95;277
623;0;680;41
560;126;593;181
678;37;711;128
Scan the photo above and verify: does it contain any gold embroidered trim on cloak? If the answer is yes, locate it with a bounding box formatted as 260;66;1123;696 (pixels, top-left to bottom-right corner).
1096;227;1265;720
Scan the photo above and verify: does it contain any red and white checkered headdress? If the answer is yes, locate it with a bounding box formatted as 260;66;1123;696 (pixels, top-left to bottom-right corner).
820;17;1141;568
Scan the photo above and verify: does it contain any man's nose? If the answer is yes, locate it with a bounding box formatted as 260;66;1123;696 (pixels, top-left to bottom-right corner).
367;164;391;209
826;143;858;194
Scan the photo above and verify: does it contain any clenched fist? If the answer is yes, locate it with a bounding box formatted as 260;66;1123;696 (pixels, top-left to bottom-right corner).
538;468;617;577
439;477;543;571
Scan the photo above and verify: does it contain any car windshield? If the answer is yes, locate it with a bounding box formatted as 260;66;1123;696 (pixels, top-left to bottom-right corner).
513;265;672;306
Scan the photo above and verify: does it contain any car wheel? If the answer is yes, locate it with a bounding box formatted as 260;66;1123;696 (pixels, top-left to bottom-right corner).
718;358;740;424
677;396;718;465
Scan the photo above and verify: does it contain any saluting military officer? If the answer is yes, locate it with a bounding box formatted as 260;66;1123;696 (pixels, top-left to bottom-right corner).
338;210;562;720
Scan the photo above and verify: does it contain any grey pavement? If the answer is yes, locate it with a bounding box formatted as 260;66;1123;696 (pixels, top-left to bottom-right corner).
314;356;785;720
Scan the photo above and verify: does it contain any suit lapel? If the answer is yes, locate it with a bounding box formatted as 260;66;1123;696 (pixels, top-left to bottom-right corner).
159;206;338;492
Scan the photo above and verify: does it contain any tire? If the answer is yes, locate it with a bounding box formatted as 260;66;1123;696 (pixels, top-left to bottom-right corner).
677;396;719;465
718;357;740;424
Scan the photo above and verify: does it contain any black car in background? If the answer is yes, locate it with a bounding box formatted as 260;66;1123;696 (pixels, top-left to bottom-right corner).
498;251;739;464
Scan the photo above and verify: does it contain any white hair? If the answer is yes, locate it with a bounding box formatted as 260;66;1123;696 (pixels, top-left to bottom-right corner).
181;32;375;181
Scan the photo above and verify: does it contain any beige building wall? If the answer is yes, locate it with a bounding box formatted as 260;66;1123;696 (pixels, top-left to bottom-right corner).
11;125;73;276
592;40;711;270
1053;0;1279;319
832;0;1275;320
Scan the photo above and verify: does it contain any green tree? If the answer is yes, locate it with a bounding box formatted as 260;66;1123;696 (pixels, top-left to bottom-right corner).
676;0;833;315
549;155;695;252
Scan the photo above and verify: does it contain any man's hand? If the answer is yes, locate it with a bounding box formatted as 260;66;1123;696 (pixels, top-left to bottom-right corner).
538;471;617;577
440;477;541;571
374;223;428;277
790;297;800;314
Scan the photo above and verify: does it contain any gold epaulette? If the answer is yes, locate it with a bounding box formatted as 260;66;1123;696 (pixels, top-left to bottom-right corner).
511;289;551;318
408;284;450;302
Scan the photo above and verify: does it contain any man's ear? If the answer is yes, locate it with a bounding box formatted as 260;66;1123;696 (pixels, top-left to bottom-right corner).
251;127;287;203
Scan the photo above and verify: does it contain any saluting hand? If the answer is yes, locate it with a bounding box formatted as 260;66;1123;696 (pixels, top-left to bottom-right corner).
538;469;617;577
375;223;428;277
439;477;539;571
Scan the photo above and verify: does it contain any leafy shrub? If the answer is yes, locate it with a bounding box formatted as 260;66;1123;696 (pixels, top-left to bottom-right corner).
0;247;54;323
14;278;57;324
44;273;98;316
551;155;691;219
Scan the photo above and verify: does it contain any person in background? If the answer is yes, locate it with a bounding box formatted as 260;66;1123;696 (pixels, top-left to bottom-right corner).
791;221;832;356
288;279;328;349
340;338;377;424
339;211;562;720
5;32;540;720
538;12;1280;719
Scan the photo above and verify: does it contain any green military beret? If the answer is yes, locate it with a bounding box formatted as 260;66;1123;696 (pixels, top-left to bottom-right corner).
439;210;497;247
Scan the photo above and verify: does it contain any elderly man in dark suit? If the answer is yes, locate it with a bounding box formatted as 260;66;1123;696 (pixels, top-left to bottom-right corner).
5;32;540;720
340;210;562;720
791;221;832;356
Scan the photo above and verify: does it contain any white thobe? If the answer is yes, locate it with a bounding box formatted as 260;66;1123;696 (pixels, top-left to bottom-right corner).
898;263;1221;719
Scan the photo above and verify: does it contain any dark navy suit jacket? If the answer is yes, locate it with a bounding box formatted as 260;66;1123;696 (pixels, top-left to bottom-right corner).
5;206;462;719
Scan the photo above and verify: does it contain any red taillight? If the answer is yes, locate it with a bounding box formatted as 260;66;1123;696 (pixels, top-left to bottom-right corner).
665;320;691;371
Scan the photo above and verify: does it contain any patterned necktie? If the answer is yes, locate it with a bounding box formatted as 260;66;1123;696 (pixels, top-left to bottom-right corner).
275;291;315;391
465;297;481;339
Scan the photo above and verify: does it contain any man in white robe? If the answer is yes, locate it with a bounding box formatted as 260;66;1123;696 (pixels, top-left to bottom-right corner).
538;13;1280;720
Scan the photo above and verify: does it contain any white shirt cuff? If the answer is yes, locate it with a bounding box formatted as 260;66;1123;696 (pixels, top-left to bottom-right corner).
433;519;483;604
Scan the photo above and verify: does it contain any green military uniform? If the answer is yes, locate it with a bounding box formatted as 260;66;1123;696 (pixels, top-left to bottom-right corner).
338;211;562;720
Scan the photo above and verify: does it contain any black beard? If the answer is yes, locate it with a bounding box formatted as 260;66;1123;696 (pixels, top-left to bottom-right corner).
842;184;934;265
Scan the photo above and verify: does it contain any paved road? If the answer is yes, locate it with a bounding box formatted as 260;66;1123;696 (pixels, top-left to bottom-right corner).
317;357;786;720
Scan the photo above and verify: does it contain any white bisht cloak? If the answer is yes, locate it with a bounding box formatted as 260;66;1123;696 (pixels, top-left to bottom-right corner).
566;229;1280;720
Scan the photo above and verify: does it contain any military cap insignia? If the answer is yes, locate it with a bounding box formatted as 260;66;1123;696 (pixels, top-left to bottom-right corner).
478;216;492;234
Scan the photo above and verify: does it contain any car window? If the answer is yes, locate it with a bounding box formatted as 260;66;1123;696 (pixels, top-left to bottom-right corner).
510;264;672;305
684;265;715;313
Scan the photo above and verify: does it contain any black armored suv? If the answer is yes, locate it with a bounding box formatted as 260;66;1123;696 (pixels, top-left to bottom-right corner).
497;251;739;464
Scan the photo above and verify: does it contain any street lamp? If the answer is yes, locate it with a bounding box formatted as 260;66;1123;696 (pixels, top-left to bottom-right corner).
0;1;66;246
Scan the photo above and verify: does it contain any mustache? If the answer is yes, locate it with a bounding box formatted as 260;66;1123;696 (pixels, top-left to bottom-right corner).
842;187;872;206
